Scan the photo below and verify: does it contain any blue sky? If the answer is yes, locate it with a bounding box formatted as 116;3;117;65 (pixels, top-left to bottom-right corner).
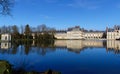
0;0;120;30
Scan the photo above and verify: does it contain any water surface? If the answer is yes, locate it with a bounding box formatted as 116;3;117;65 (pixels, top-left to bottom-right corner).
0;40;120;74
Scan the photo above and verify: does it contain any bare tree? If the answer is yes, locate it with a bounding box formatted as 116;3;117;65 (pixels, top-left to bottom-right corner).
0;0;14;15
7;25;12;33
20;25;24;34
12;25;19;34
37;24;47;32
1;25;7;33
41;24;47;32
11;25;20;39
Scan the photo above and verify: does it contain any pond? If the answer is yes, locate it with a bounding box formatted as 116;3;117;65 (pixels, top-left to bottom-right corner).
0;40;120;74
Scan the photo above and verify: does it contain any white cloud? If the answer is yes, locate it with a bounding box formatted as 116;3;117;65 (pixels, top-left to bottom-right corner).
67;0;102;9
44;0;59;3
40;15;53;19
15;0;20;2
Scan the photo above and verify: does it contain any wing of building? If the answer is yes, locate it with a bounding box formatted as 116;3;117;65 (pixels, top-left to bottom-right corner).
107;25;120;40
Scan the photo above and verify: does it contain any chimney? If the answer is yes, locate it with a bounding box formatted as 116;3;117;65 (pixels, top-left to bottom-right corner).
106;27;108;32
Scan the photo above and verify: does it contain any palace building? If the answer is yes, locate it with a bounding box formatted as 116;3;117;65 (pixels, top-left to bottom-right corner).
55;26;103;40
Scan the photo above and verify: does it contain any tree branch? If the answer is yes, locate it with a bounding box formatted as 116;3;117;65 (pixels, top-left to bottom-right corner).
0;0;14;15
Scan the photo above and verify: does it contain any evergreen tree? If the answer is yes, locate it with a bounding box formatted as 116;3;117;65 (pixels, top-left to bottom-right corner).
24;24;31;39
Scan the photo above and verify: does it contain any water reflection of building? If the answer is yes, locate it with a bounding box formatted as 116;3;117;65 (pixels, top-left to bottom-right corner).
67;40;84;49
1;40;120;54
83;40;104;47
107;40;120;54
1;42;11;49
54;40;104;53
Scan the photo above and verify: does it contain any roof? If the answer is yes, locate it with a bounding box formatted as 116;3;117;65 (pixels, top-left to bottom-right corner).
84;31;104;33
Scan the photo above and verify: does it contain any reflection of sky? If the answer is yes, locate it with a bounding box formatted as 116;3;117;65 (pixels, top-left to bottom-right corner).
0;46;120;74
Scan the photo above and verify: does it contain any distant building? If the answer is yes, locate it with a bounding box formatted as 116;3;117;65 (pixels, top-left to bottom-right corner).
55;33;67;39
30;25;120;40
107;25;120;40
55;26;104;40
67;26;83;39
1;34;11;41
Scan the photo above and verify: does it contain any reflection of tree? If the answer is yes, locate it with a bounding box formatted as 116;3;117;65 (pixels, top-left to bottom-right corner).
35;40;54;48
103;41;106;47
34;40;55;56
11;40;32;55
19;40;56;56
24;40;32;55
0;40;55;55
12;41;19;54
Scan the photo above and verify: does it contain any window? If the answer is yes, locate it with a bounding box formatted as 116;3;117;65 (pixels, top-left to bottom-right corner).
5;43;7;46
5;36;7;40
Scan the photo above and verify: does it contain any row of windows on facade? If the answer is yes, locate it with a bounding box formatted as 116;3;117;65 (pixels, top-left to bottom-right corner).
85;37;101;39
